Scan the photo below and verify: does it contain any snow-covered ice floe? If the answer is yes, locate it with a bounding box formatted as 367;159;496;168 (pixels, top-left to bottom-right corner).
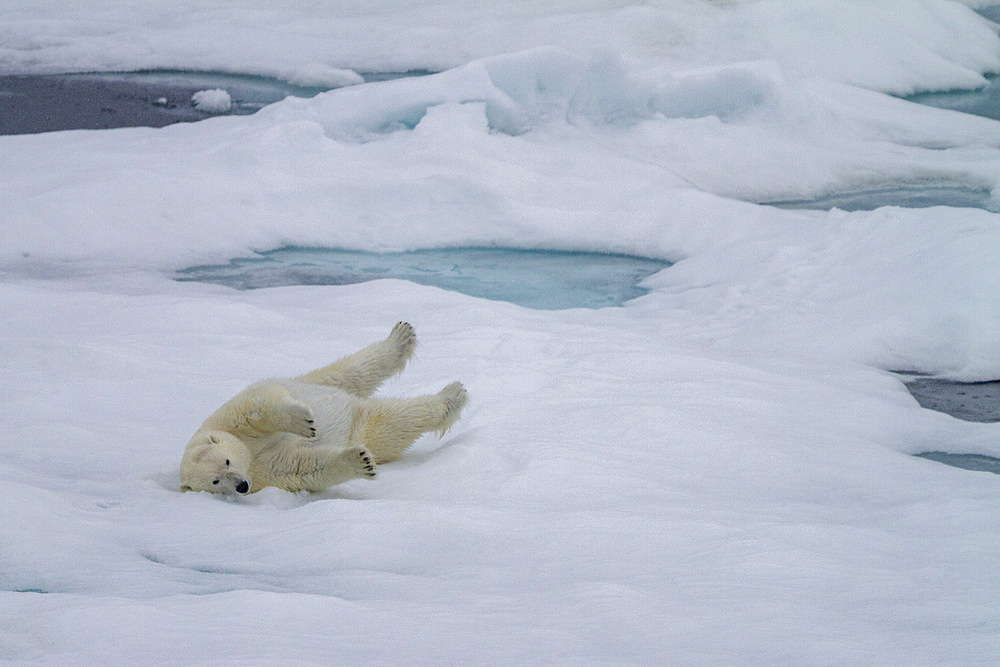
1;1;999;664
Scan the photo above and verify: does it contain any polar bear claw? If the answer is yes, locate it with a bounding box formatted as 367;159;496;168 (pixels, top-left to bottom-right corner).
354;448;378;478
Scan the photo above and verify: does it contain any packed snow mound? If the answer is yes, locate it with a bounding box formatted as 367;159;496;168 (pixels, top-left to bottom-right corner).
259;46;1000;143
648;62;783;121
718;0;1000;94
191;89;232;113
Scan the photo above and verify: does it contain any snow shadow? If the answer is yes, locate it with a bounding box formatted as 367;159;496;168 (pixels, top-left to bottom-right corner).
914;452;1000;475
906;74;1000;122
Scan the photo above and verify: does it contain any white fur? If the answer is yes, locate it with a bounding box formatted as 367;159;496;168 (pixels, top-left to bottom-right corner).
179;322;467;495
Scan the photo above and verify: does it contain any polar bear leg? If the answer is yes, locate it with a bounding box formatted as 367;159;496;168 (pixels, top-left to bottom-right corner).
206;383;317;440
296;322;417;398
312;446;378;489
356;382;467;464
261;444;378;492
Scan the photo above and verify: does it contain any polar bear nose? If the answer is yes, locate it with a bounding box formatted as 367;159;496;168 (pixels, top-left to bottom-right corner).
235;480;250;494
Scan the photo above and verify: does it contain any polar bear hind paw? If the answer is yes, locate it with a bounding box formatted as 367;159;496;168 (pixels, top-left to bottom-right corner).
389;321;417;362
436;382;468;436
353;447;378;479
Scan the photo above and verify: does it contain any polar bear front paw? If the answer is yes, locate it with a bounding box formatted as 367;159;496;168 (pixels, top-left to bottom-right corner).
284;401;317;438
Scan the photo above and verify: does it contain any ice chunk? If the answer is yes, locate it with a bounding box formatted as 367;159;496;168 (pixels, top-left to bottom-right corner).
650;62;782;121
284;63;364;88
191;88;232;113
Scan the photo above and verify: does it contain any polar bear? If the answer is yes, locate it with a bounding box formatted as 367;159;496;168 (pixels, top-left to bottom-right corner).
180;322;467;495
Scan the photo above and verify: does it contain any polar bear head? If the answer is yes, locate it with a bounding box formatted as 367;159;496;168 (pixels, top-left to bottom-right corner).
179;430;253;495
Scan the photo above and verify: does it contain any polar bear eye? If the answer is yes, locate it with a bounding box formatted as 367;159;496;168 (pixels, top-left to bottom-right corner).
225;460;230;466
212;479;220;485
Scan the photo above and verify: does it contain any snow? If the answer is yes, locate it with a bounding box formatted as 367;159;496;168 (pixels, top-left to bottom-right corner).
1;1;1000;664
190;88;232;113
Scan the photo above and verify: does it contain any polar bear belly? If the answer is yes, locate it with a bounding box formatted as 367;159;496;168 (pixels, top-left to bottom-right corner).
246;381;361;489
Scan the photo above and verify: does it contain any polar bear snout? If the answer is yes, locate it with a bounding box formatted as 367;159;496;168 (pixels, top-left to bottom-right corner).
218;471;252;495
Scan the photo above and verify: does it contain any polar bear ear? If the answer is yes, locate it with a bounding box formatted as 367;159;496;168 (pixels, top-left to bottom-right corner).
208;435;220;444
180;484;193;492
